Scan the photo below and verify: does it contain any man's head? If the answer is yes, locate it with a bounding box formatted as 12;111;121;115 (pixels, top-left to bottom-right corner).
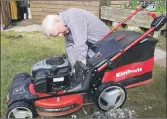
42;15;69;37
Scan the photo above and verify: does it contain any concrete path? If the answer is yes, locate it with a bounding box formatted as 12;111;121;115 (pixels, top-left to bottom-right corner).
4;24;42;32
154;48;166;60
154;48;166;68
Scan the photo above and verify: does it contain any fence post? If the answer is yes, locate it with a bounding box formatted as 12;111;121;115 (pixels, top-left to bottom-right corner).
99;0;106;18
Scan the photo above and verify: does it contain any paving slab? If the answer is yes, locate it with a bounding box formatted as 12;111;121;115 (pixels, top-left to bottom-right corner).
4;24;42;32
154;48;166;68
154;48;166;61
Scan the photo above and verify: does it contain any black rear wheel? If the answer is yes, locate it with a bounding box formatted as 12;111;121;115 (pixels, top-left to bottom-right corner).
6;101;36;118
95;82;127;111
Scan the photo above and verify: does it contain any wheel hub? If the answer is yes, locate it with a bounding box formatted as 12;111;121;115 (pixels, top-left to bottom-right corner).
8;107;33;118
98;86;126;110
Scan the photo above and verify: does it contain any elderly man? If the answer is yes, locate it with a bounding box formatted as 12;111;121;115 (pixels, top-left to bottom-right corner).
42;8;110;66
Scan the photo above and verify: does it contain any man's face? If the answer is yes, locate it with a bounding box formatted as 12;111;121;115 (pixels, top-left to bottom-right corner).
49;22;68;37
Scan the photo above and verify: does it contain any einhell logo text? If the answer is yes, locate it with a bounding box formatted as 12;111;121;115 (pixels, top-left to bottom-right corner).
116;68;142;78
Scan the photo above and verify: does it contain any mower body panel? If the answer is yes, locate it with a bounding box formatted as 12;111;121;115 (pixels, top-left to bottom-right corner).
101;31;158;88
7;73;37;107
28;83;83;117
87;37;121;66
35;94;83;116
8;75;84;117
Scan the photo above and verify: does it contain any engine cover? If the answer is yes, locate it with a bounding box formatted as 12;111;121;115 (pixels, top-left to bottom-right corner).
31;57;71;93
32;57;69;72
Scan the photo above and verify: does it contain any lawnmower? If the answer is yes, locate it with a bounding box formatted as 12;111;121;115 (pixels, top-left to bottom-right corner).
6;5;166;118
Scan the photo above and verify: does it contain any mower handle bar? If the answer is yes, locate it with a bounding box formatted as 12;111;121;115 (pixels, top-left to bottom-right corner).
102;4;156;39
141;4;148;9
98;4;167;72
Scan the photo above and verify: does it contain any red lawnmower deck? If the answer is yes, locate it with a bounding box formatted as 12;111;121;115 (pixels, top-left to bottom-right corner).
6;4;166;118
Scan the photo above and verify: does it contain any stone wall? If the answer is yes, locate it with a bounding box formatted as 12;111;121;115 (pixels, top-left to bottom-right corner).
101;6;166;30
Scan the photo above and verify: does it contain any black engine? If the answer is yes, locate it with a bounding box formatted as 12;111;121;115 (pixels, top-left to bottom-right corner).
31;57;71;93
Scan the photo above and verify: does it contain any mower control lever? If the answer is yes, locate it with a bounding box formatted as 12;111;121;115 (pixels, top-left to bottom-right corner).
141;4;148;9
151;15;167;31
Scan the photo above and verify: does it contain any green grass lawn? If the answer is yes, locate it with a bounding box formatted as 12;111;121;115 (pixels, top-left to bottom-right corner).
156;35;166;51
1;31;166;118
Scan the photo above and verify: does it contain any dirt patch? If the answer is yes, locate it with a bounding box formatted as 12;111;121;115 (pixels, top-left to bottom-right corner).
91;108;136;118
5;35;23;39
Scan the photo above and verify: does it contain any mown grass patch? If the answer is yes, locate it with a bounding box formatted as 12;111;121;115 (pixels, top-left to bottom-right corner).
124;64;166;118
1;31;65;116
1;31;166;118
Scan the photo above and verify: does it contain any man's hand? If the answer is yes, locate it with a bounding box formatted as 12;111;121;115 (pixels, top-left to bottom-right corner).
70;59;86;75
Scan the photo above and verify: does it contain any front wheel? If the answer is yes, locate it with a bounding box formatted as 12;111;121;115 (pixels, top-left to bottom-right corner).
96;82;127;111
6;101;36;118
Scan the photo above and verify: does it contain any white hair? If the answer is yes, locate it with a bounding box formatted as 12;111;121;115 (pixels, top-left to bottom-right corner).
41;15;56;36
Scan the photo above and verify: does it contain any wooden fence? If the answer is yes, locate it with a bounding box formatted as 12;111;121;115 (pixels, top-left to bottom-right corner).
30;1;103;24
1;1;11;30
